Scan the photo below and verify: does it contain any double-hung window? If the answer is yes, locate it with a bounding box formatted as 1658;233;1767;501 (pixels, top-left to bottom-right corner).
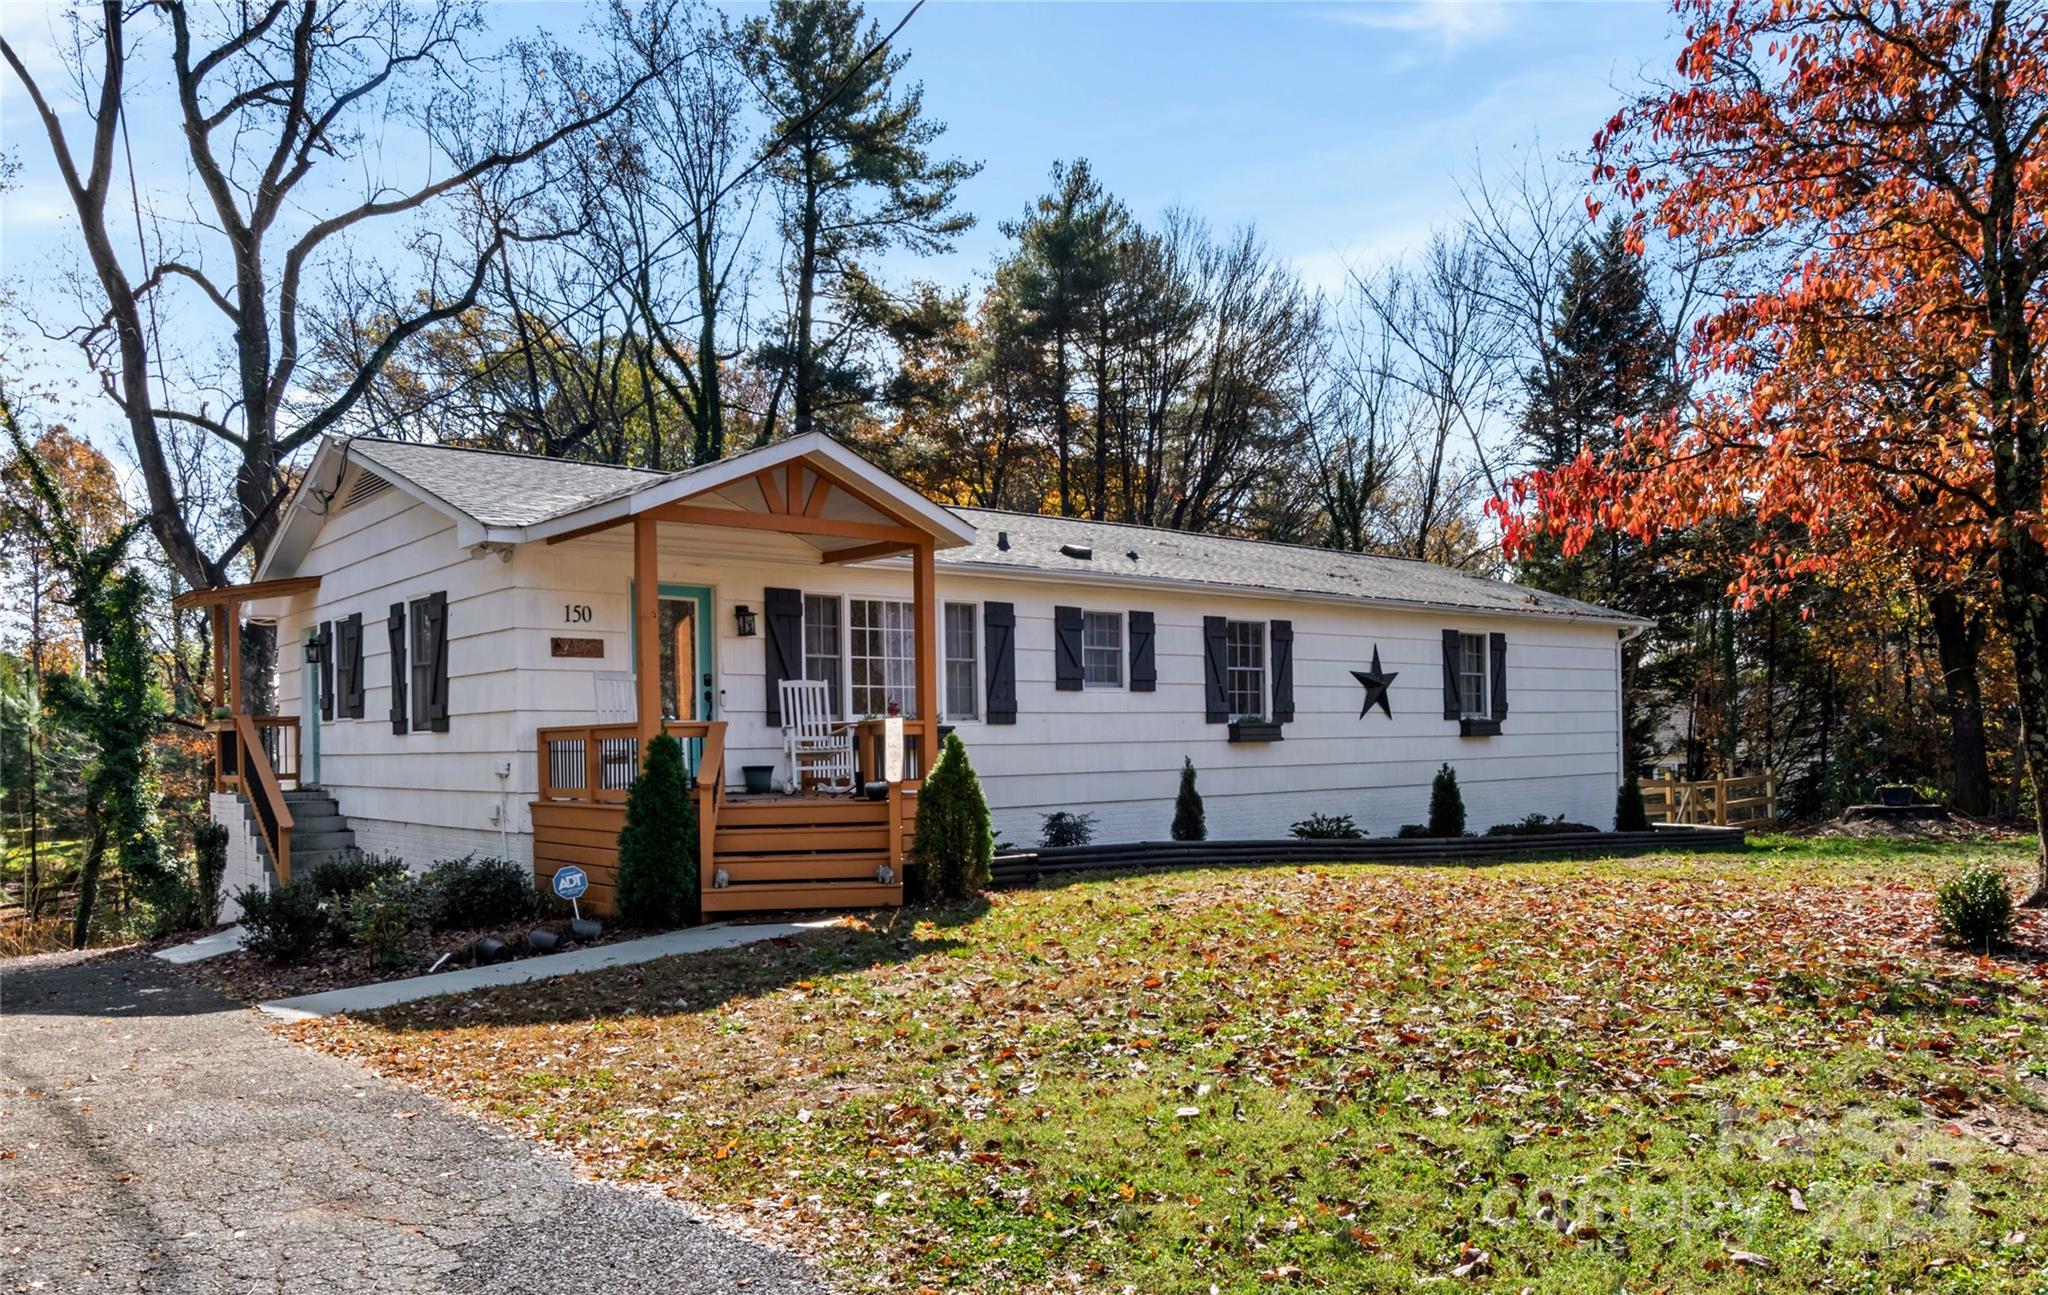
1225;620;1266;719
1081;610;1123;688
943;602;978;720
850;597;917;717
802;594;843;717
1456;631;1489;719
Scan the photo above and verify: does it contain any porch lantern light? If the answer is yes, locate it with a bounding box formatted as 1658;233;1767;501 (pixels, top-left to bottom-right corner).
733;605;758;637
302;633;322;664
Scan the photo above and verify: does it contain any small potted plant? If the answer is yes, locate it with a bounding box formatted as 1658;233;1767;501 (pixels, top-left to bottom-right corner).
742;765;775;795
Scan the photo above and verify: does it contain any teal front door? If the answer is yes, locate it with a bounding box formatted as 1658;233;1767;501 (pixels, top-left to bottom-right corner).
656;584;716;721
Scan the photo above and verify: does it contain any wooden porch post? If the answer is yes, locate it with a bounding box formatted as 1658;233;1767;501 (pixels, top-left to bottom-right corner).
226;598;244;715
634;514;662;746
210;605;228;711
913;540;937;747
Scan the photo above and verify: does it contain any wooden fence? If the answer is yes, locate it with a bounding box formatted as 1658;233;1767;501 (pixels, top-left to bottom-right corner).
1639;772;1777;826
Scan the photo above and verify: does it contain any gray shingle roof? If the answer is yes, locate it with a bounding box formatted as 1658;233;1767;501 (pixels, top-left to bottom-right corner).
347;439;662;528
338;439;1639;625
941;508;1644;625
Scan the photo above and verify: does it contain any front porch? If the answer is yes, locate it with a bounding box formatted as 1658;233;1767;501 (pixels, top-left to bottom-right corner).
526;436;971;916
531;719;926;914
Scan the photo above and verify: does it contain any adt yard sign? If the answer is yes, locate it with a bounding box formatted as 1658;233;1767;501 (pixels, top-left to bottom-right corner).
552;865;589;902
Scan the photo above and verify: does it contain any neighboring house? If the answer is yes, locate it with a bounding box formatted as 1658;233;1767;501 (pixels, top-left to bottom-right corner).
190;433;1649;915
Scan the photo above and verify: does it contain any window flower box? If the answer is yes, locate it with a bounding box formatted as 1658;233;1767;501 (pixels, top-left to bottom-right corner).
1228;718;1284;743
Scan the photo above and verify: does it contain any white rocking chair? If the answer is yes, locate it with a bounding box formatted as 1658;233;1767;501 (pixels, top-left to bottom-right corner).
779;679;855;794
593;671;637;725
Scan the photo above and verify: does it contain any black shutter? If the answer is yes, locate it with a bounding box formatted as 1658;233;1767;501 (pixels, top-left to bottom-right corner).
337;613;365;718
1202;616;1229;723
763;587;803;724
425;591;450;731
1128;610;1156;692
387;602;409;735
316;622;334;721
1490;632;1509;723
984;602;1017;724
1053;605;1084;692
1441;629;1462;719
1270;619;1295;723
411;592;449;732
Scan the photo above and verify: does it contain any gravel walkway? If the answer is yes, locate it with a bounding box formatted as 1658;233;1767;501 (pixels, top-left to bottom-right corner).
0;949;834;1294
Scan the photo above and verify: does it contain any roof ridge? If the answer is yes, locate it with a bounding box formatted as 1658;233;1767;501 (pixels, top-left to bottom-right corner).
952;505;1479;575
348;436;668;476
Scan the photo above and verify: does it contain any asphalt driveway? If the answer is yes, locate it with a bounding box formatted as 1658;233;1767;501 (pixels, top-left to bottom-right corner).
0;949;833;1294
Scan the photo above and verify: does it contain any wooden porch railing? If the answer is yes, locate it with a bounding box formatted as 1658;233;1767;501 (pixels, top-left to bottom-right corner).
213;714;297;883
536;719;725;803
1640;771;1777;826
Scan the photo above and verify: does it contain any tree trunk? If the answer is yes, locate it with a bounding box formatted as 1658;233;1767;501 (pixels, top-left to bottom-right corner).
70;809;105;951
1053;326;1071;517
793;157;820;441
2005;554;2048;904
697;249;723;463
1927;589;1992;818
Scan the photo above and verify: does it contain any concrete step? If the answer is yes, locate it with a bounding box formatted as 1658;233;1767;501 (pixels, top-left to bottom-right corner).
293;829;357;854
287;813;349;835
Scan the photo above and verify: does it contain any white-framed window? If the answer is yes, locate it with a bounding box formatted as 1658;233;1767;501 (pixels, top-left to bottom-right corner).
1225;620;1266;719
1081;610;1123;688
943;602;978;721
1457;631;1489;719
850;597;917;717
802;593;843;717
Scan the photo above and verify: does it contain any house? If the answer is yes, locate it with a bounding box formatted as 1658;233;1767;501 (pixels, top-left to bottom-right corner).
187;433;1650;916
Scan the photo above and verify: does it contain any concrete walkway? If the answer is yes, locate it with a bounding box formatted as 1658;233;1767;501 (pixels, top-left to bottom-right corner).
152;923;246;963
0;949;835;1294
259;918;840;1020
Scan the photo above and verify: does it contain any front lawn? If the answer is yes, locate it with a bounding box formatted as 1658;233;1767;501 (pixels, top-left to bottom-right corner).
300;835;2048;1293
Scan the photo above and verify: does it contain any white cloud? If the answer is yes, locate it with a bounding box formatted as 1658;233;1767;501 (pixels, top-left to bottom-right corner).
1322;1;1515;51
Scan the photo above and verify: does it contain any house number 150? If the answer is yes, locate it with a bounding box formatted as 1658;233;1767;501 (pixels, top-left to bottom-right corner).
563;604;593;623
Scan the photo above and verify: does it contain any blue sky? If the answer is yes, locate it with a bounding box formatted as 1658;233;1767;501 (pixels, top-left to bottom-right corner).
0;1;1681;455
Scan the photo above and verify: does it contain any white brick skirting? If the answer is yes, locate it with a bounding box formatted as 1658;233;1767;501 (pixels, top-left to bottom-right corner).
207;791;273;920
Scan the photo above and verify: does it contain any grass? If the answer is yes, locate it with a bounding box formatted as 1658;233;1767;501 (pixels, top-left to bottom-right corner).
300;835;2048;1293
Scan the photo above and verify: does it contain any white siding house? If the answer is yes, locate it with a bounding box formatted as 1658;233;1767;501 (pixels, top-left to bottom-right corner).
213;434;1646;911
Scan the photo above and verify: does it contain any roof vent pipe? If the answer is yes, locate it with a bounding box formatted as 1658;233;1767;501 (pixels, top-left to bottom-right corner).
1060;543;1094;561
996;530;1009;551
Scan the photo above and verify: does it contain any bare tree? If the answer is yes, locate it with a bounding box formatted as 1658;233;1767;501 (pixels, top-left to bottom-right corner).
1;0;659;588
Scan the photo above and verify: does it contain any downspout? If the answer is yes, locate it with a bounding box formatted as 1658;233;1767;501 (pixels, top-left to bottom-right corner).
1616;623;1650;789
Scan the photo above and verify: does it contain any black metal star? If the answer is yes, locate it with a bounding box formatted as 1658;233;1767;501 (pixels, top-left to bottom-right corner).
1351;648;1398;720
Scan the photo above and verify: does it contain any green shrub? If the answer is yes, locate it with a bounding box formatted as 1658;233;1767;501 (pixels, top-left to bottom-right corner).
344;872;426;970
1427;764;1466;837
1935;866;2014;951
616;733;699;928
1040;811;1096;848
1291;813;1363;840
1171;758;1206;842
423;854;537;931
1395;824;1432;839
192;821;229;925
236;879;335;962
1483;813;1598;837
1615;781;1651;833
912;732;993;900
304;852;406;901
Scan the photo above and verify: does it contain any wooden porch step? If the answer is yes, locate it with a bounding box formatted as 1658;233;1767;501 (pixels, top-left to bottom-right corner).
713;825;889;854
701;880;903;914
713;853;891;883
718;799;888;827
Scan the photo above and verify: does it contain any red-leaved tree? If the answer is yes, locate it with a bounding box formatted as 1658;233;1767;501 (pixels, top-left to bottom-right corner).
1494;0;2048;897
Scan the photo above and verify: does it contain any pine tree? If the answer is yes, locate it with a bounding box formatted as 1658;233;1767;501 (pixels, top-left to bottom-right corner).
738;0;979;439
1427;764;1466;837
1515;219;1686;779
994;159;1126;516
911;732;993;900
1615;780;1651;833
615;734;699;928
1171;757;1206;841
